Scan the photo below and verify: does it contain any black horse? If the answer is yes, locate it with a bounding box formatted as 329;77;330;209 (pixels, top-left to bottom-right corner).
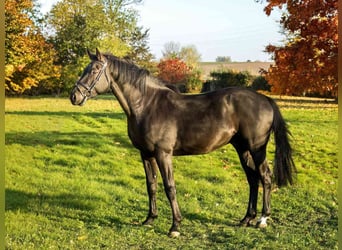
70;49;295;237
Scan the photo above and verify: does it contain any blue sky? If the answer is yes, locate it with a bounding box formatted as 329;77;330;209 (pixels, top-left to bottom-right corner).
39;0;284;62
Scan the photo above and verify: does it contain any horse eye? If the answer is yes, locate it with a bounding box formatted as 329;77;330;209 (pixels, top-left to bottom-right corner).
90;65;100;74
90;68;99;75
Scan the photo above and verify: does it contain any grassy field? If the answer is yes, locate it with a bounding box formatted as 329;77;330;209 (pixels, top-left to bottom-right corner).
5;96;337;249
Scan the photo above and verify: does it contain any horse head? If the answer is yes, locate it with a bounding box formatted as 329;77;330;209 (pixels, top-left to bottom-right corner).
70;48;111;105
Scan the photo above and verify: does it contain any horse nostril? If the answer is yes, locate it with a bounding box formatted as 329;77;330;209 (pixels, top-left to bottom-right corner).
71;93;76;104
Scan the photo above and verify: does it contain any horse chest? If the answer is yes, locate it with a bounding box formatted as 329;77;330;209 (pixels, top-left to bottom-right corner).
127;119;177;153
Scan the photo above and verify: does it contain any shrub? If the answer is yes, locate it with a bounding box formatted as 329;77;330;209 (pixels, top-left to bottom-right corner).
202;70;251;92
251;75;271;91
157;58;191;84
185;69;202;93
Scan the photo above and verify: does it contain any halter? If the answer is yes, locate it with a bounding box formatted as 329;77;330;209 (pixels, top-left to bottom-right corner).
74;61;110;103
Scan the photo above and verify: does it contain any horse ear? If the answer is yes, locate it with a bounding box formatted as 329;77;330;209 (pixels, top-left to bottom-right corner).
95;48;105;62
87;48;93;59
87;49;98;61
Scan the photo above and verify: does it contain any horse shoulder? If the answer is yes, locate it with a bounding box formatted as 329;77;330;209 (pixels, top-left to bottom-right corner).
129;91;179;153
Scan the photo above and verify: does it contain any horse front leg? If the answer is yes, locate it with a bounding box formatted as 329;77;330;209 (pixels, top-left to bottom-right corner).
155;150;182;237
141;153;159;226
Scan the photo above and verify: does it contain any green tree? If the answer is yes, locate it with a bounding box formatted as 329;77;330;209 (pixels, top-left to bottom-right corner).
48;0;153;91
125;26;155;70
179;45;201;68
160;42;203;93
162;42;201;67
215;56;232;63
5;0;61;95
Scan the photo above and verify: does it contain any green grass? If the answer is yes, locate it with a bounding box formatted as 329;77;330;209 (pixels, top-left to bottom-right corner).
5;96;337;249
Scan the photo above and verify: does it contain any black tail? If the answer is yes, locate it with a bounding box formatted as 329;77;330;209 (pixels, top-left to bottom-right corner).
267;97;296;187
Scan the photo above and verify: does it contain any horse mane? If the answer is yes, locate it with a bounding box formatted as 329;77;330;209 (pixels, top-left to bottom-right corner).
104;53;178;95
104;53;150;94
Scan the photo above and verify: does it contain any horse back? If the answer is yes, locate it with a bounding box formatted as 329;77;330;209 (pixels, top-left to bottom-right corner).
129;87;274;155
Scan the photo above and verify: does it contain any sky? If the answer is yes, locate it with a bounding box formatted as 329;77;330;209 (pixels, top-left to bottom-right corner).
38;0;284;62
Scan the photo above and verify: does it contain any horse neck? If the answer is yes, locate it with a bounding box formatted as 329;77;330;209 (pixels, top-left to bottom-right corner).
109;74;151;119
122;83;146;118
109;80;132;117
107;58;170;120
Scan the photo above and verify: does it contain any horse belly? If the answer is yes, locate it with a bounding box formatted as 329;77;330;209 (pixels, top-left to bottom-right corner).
174;127;236;156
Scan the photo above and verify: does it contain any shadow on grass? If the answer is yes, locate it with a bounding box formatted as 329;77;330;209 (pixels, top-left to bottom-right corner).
183;211;241;228
5;109;148;228
5;189;98;212
5;130;132;149
272;97;337;109
5;110;126;120
5;107;133;150
5;188;139;228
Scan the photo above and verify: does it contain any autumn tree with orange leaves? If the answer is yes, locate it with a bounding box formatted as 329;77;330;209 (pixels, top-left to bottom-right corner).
260;0;338;98
157;58;191;84
5;0;61;95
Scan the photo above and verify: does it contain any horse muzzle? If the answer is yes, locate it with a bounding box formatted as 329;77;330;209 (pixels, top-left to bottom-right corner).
70;87;87;106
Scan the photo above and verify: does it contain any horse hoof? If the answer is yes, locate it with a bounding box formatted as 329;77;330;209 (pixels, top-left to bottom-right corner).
169;231;180;238
257;222;267;229
256;216;268;228
142;217;156;226
257;223;267;228
239;218;255;227
239;221;248;227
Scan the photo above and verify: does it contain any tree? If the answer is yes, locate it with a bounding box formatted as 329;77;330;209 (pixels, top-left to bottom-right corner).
215;56;232;63
179;45;201;68
47;0;153;91
260;0;338;97
160;42;202;92
5;0;61;95
157;58;191;84
162;41;181;59
125;26;155;70
48;0;109;65
162;42;201;66
101;0;154;69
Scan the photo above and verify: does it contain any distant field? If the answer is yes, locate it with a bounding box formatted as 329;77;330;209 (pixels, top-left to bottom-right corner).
5;96;337;249
199;61;272;79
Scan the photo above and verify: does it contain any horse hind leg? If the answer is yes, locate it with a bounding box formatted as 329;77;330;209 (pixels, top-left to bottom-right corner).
236;149;259;226
256;159;272;228
251;148;272;228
